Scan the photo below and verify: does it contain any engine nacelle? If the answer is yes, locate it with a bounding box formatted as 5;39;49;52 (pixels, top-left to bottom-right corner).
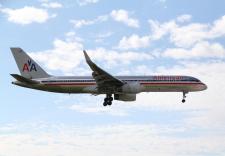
122;82;142;94
114;94;136;101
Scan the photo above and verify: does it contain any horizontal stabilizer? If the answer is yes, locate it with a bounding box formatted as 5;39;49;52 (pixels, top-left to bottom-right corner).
11;74;39;84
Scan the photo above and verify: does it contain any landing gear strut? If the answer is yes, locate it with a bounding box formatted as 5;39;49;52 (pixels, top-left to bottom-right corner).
182;92;187;103
103;94;113;106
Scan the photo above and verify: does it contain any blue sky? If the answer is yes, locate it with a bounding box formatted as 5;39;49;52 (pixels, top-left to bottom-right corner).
0;0;225;155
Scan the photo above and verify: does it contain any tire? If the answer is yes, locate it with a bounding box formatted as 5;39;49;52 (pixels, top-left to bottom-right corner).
108;101;112;105
109;97;113;101
103;102;107;106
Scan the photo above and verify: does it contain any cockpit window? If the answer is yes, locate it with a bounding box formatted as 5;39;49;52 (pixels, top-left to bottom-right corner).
192;78;200;82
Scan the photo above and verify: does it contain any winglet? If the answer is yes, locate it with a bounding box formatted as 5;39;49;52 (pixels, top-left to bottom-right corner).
83;50;91;63
83;50;96;71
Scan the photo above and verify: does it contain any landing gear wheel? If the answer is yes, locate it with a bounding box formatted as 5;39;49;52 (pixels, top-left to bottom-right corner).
103;102;107;106
103;94;113;106
109;97;113;101
182;92;187;103
108;101;112;106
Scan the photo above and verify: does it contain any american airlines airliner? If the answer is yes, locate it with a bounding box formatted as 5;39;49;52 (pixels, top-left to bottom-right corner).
10;48;207;106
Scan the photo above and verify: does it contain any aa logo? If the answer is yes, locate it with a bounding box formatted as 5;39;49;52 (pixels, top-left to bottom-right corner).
22;60;37;72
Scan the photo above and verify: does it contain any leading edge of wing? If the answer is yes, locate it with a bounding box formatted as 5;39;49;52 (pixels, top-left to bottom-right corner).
83;50;124;86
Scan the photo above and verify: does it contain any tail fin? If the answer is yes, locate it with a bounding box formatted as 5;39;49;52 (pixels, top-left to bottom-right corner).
10;47;50;79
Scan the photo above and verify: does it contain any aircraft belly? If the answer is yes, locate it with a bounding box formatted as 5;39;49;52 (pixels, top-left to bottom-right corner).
16;82;98;94
41;84;97;94
43;85;86;93
28;84;86;93
143;84;194;92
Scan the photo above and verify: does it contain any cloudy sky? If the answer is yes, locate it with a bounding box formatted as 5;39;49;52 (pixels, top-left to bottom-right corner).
0;0;225;155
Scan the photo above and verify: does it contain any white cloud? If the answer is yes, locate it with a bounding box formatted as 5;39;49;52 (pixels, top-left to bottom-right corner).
1;6;54;25
65;31;76;37
70;15;108;28
69;95;129;116
96;31;113;39
117;34;150;50
148;19;177;40
110;9;139;28
95;31;113;43
41;2;63;8
65;31;83;42
163;41;225;59
88;47;153;66
30;39;83;73
176;14;192;23
170;23;209;48
70;9;139;29
77;0;99;6
30;38;153;74
70;19;93;28
149;19;209;47
149;15;225;48
209;15;225;38
0;122;224;156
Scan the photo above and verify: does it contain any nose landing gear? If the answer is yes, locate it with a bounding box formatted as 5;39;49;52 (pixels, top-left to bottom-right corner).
103;94;113;106
182;92;187;103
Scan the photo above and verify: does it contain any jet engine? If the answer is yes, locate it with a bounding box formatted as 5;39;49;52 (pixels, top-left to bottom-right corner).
121;82;142;94
114;93;136;101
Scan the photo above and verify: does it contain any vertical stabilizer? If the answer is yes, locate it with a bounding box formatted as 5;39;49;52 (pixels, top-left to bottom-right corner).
10;47;50;79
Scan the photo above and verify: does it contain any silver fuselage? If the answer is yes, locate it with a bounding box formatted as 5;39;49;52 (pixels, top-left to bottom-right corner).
12;75;207;94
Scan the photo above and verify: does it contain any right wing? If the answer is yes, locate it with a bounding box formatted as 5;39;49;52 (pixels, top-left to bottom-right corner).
83;50;124;90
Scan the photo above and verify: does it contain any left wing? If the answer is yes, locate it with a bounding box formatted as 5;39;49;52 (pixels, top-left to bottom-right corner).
83;50;124;90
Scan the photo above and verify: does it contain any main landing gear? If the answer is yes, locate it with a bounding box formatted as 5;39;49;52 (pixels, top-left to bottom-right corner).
182;92;187;103
103;94;113;106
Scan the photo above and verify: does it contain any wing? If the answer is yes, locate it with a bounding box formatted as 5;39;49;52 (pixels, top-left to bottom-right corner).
83;50;124;91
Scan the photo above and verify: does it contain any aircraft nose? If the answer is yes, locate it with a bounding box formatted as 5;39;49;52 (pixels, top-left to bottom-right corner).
201;83;207;90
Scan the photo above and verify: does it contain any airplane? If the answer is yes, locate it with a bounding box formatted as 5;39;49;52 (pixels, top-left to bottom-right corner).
10;47;207;106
